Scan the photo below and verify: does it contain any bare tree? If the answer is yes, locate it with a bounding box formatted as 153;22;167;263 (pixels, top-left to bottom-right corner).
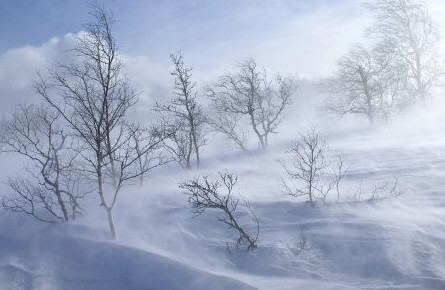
372;40;410;120
369;178;402;201
36;4;166;238
333;158;347;203
154;52;207;169
210;109;250;152
208;58;296;151
366;0;444;103
325;0;444;123
295;225;315;254
129;125;168;186
0;105;88;222
323;44;405;125
180;172;259;251
352;178;402;202
280;128;346;204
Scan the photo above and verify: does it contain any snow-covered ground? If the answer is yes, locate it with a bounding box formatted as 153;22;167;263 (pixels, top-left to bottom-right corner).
1;89;445;289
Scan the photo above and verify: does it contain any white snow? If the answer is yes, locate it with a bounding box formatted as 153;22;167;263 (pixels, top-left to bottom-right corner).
1;86;445;289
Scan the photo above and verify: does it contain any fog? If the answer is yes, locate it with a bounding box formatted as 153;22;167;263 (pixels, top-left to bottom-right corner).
1;0;445;289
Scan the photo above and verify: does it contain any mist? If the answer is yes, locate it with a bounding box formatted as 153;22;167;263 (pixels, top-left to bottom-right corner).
1;0;445;289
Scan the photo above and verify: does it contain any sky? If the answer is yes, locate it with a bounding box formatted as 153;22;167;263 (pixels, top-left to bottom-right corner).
1;0;444;113
1;1;359;53
0;0;368;73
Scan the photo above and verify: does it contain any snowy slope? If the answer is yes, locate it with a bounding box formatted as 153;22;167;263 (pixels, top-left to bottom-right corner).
1;93;445;289
0;213;257;290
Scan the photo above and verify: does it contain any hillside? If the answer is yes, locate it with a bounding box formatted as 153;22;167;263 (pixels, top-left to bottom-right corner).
1;118;445;289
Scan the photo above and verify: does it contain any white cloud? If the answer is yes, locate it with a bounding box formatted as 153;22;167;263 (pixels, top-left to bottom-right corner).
1;0;444;115
155;1;371;81
0;33;172;116
0;34;77;113
251;2;370;78
123;55;171;102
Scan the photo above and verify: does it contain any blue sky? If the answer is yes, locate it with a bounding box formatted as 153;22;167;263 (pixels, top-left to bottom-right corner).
0;0;87;52
1;0;361;58
1;0;444;113
2;0;444;70
1;1;344;49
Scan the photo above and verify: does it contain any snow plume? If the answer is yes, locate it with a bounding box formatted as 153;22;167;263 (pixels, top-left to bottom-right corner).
1;2;445;287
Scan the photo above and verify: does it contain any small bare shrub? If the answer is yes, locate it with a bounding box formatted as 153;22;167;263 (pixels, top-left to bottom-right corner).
280;128;346;204
179;171;259;251
354;178;402;202
296;225;315;254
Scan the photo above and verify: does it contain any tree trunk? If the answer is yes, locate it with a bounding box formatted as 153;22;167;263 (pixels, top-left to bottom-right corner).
97;150;117;239
358;66;374;125
249;110;265;149
190;122;200;168
106;207;116;239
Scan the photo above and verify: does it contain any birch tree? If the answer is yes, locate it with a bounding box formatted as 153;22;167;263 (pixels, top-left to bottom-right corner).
0;105;88;222
324;44;405;124
366;0;444;103
208;58;296;151
36;4;166;238
154;52;207;169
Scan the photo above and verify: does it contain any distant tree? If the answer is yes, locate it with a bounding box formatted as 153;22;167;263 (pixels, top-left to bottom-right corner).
154;52;207;169
36;4;166;238
208;58;296;151
0;105;88;222
353;178;402;202
280;128;346;204
129;125;168;186
366;0;444;103
372;40;410;121
295;225;315;254
210;111;250;152
180;171;259;251
323;43;405;124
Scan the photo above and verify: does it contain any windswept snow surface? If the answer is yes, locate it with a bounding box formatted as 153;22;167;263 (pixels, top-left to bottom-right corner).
2;96;445;289
0;214;257;290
